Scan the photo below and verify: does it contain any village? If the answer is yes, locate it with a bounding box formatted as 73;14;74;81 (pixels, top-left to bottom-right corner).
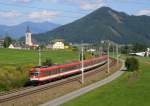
0;26;70;50
0;26;150;58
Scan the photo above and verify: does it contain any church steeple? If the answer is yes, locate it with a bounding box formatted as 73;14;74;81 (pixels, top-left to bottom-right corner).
25;26;32;46
26;26;31;33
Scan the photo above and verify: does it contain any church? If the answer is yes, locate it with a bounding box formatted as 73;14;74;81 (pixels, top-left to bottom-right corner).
25;26;39;48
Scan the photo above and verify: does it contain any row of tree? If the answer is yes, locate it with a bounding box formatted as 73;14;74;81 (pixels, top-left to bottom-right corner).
3;36;12;48
121;43;147;54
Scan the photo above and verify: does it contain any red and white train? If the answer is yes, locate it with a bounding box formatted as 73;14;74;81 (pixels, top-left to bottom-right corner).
30;55;108;84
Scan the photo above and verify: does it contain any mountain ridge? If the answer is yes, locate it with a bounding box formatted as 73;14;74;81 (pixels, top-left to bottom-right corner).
0;21;60;38
33;7;150;45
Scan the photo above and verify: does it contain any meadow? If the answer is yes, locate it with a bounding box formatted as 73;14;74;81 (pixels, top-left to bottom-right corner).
0;48;78;91
62;56;150;106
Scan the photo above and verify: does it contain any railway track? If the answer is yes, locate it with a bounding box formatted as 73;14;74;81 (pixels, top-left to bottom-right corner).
0;58;116;103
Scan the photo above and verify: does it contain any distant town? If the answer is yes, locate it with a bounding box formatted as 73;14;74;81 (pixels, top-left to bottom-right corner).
0;26;150;58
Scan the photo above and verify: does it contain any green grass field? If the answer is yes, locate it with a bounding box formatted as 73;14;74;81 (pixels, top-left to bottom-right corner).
62;56;150;106
0;48;78;91
0;48;78;65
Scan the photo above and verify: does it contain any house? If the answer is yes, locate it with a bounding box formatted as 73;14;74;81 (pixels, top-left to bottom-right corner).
47;39;71;50
129;48;150;57
64;45;69;49
87;48;96;52
8;44;22;49
9;44;15;49
47;39;65;49
0;39;4;48
52;41;65;49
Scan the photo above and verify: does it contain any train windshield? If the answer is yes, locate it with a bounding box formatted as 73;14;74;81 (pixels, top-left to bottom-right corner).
31;72;40;76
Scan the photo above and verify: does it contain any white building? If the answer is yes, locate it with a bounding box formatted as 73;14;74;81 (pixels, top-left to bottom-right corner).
8;44;21;49
87;48;96;52
146;48;150;57
25;26;32;46
129;48;150;57
0;39;4;48
52;41;64;49
8;44;14;49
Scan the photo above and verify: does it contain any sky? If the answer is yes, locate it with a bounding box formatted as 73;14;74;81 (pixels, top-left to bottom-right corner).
0;0;150;26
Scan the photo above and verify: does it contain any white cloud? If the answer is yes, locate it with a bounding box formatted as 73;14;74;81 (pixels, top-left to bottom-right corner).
136;9;150;16
43;0;58;3
0;10;21;18
79;0;106;10
12;0;32;3
11;0;106;10
28;10;59;21
43;0;106;10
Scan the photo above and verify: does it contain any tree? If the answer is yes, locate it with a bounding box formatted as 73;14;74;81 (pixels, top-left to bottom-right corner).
132;43;147;52
42;58;53;66
125;57;139;72
39;44;46;50
3;36;12;48
121;45;130;55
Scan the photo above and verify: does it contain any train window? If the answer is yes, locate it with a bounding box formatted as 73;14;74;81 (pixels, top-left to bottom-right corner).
49;71;51;75
67;65;78;71
55;69;59;74
51;70;55;75
31;72;40;76
44;71;50;75
60;68;63;73
51;70;58;75
63;66;72;72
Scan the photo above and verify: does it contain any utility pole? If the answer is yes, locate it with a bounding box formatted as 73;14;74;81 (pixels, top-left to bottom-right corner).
81;44;84;84
113;45;115;58
107;41;110;73
116;44;119;66
99;47;101;56
38;47;41;66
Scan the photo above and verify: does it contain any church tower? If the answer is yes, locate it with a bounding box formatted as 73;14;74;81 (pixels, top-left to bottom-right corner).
25;26;32;46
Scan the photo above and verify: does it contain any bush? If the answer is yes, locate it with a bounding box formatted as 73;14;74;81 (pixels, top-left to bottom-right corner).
42;58;53;66
125;57;139;72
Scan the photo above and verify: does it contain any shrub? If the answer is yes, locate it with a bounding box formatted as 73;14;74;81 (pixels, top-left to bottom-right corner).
42;58;53;66
125;57;139;72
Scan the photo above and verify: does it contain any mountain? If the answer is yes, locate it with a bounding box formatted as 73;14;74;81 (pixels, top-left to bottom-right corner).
33;7;150;45
0;21;60;38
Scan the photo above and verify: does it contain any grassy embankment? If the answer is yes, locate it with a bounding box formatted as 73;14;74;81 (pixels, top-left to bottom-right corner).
62;56;150;106
0;48;78;91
